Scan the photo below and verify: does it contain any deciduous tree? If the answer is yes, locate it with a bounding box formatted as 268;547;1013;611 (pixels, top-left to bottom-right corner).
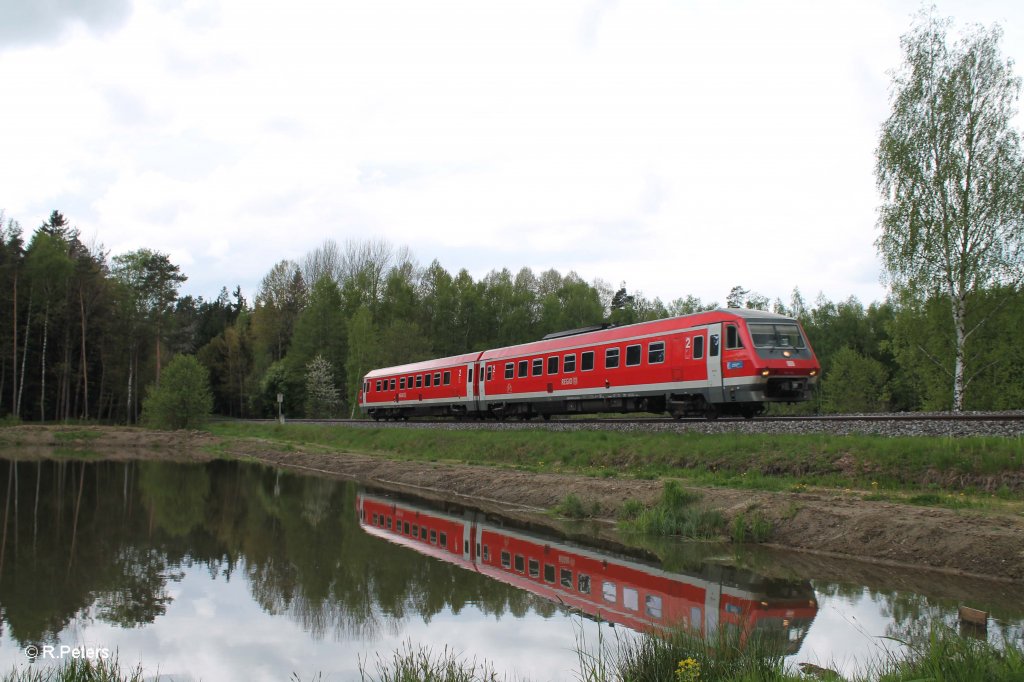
876;13;1024;411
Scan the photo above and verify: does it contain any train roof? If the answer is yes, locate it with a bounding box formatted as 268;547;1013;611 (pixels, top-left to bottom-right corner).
364;350;483;379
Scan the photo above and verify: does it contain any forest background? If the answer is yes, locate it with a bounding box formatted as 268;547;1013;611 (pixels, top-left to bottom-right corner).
1;208;1022;423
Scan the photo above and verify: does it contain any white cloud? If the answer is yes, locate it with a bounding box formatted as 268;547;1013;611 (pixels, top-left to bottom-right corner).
2;0;1024;305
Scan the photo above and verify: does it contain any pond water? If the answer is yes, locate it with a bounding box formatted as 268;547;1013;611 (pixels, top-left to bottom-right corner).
0;458;1020;681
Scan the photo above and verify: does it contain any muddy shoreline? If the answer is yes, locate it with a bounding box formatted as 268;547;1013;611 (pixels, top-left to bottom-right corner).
3;424;1023;584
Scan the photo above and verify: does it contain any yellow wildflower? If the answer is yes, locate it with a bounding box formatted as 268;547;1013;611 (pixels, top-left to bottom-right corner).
675;657;701;682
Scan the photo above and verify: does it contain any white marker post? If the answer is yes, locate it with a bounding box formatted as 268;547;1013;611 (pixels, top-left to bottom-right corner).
277;393;284;424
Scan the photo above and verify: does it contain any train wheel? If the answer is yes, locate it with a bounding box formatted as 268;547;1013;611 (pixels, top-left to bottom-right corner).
741;406;756;420
542;414;551;421
704;405;720;421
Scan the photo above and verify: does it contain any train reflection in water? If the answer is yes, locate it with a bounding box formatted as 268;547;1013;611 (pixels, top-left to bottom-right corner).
357;492;817;653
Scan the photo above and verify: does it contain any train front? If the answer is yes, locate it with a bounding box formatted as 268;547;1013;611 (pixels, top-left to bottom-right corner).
741;315;820;404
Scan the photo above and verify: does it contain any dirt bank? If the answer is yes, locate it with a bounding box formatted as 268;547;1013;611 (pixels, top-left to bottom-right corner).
3;424;1022;582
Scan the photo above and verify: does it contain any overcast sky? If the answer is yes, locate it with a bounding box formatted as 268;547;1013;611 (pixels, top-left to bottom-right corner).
3;0;1023;309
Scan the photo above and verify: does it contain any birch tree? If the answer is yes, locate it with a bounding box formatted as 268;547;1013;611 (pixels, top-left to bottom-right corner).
876;14;1024;411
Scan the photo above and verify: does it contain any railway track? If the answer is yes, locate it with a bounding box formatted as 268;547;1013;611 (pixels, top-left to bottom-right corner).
233;412;1024;425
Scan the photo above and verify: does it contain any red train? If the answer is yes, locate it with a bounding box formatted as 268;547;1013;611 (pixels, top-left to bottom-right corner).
359;309;819;420
357;491;818;649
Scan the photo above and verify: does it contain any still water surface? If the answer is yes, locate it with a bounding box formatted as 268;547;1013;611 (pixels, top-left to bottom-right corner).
0;458;1020;681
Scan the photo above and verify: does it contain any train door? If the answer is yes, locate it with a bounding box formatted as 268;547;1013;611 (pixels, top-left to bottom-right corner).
464;363;475;403
706;323;723;403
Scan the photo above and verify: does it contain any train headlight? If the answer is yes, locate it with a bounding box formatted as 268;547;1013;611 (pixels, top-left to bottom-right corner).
760;369;770;377
809;370;817;377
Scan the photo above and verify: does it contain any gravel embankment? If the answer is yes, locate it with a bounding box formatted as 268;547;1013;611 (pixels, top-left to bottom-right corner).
340;412;1024;438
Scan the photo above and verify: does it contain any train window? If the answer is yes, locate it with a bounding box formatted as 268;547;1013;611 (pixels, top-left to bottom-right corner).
443;371;451;385
429;529;437;544
693;336;704;360
532;358;543;376
578;574;591;594
649;341;665;364
623;587;639;611
564;354;576;373
486;365;494;381
528;558;540;578
439;532;447;548
408;375;415;388
602;581;617;603
421;527;428;540
625;344;641;367
372;513;378;525
464;540;469;554
710;334;720;357
482;545;490;561
505;362;514;379
544;564;556;583
390;379;396;390
412;524;418;536
434;372;441;385
400;377;406;390
501;551;511;569
415;375;423;388
375;380;382;392
476;543;481;557
547;356;559;374
646;595;663;619
560;568;573;589
514;555;525;572
404;521;410;534
386;517;392;530
425;374;432;387
605;347;620;369
726;325;744;350
518;360;528;378
582;351;595;371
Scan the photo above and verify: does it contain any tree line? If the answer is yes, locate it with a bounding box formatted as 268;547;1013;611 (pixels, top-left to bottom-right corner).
1;211;1021;422
3;14;1023;422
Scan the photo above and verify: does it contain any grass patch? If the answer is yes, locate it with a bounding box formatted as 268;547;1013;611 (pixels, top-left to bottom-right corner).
617;481;725;538
553;493;601;519
730;509;773;543
358;641;504;682
205;422;1024;500
53;430;102;443
576;620;1024;682
2;657;144;682
871;626;1024;682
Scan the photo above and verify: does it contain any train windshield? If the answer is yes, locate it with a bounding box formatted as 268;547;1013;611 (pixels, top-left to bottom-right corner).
748;323;806;350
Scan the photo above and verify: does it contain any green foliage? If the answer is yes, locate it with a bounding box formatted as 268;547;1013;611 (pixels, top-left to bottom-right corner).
618;481;725;538
141;354;213;429
304;354;340;419
554;493;601;519
5;203;1024;426
821;346;890;413
730;509;773;543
